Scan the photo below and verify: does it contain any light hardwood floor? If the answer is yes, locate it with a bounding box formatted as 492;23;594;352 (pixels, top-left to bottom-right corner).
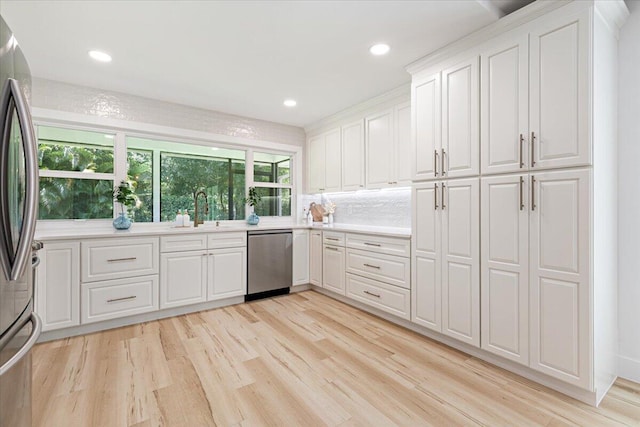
32;291;640;426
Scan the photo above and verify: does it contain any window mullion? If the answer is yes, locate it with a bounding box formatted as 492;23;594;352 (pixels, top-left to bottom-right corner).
114;132;128;218
153;150;161;222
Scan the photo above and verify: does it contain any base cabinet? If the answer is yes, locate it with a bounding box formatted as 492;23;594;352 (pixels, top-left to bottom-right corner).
309;230;323;286
160;251;208;309
82;275;158;324
292;230;310;286
208;247;246;300
323;245;345;295
36;241;80;331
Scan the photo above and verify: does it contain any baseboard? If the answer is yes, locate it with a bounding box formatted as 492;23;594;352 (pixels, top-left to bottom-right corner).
310;286;598;406
618;355;640;383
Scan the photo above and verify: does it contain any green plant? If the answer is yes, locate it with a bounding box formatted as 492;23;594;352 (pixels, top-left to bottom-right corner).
113;180;139;213
244;186;262;208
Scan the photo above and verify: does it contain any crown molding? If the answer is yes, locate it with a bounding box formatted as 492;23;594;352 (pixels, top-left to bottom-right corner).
304;83;410;135
405;0;572;75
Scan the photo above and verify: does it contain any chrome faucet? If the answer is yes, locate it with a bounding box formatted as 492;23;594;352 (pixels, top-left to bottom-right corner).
194;190;209;228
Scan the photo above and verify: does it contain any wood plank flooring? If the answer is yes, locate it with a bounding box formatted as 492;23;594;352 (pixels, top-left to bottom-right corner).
32;291;640;426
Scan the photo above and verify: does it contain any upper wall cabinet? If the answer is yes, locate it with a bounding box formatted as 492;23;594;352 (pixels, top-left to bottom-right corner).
366;101;412;189
481;33;529;175
308;128;341;193
341;119;365;191
442;57;480;179
529;11;590;170
412;72;441;181
412;56;479;181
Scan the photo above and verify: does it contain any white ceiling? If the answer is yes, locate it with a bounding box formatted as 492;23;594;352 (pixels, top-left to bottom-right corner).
0;1;533;128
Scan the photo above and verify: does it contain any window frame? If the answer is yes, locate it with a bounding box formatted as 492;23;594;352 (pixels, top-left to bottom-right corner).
33;112;301;227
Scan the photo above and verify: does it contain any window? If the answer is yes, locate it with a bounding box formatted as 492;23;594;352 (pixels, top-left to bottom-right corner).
127;149;153;222
37;126;115;219
252;152;292;217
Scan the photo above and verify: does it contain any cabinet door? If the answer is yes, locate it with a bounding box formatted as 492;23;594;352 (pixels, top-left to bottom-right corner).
442;57;479;178
481;175;529;365
323;245;345;295
160;251;207;309
292;230;310;286
208;247;246;300
36;242;80;331
413;72;441;181
441;178;480;347
308;135;325;193
309;231;323;286
341;120;365;191
324;129;342;192
365;109;394;189
481;34;529;175
395;101;412;186
530;11;590;170
411;182;442;331
529;169;590;389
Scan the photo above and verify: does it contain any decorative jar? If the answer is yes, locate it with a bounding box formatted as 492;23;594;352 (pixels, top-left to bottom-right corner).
113;212;131;230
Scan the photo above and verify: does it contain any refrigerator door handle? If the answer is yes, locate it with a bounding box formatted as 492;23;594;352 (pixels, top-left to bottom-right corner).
0;312;41;376
0;78;39;282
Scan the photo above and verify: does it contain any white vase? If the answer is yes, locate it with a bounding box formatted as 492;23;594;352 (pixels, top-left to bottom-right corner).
328;213;334;223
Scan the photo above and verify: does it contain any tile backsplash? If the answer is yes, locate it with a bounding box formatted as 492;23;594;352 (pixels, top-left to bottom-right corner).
31;78;306;147
301;187;411;228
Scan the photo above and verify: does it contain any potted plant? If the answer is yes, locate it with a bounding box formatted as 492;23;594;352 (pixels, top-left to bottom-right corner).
112;180;139;230
244;186;262;225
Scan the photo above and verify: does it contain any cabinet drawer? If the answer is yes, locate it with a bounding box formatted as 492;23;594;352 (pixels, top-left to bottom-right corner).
81;275;159;324
161;234;207;252
82;238;159;283
346;248;410;289
346;273;410;320
208;232;247;249
346;233;410;257
323;231;345;246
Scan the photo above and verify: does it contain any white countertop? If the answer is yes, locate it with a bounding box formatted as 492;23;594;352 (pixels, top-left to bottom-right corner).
34;221;411;241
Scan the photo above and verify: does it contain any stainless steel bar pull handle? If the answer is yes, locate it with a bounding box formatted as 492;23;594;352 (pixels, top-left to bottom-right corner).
363;263;381;269
325;246;339;251
364;242;381;247
326;237;339;241
107;257;137;262
519;134;525;168
519;176;525;210
107;296;137;303
441;148;446;175
531;132;536;167
434;150;439;176
441;183;446;210
434;183;439;210
531;176;536;211
364;290;381;298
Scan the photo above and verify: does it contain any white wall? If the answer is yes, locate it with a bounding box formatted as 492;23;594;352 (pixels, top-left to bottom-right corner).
618;0;640;383
31;78;306;147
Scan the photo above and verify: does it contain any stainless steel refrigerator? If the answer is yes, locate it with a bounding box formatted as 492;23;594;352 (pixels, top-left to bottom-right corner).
0;15;42;427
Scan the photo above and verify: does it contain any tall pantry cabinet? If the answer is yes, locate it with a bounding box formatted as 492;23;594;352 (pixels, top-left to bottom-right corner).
409;0;627;405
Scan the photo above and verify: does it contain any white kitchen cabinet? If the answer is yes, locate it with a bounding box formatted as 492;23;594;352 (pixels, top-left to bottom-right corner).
529;11;590;170
365;102;412;189
341;120;365;191
346;273;410;320
309;230;323;286
81;275;158;324
441;178;480;347
480;33;529;175
412;182;441;331
307;128;341;193
82;237;159;283
208;247;246;300
292;229;310;286
36;241;80;331
529;168;590;388
411;178;479;347
160;250;208;309
323;244;345;295
412;72;441;181
481;174;529;365
441;57;479;179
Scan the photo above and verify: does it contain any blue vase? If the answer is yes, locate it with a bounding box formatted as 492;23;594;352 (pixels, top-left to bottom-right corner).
247;211;260;225
113;212;132;230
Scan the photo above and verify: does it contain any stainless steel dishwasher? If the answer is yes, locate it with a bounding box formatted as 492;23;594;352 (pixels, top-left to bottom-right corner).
246;229;292;301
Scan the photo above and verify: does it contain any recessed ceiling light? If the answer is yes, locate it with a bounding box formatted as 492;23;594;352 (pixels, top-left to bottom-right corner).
283;99;297;107
88;50;112;63
369;43;390;56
